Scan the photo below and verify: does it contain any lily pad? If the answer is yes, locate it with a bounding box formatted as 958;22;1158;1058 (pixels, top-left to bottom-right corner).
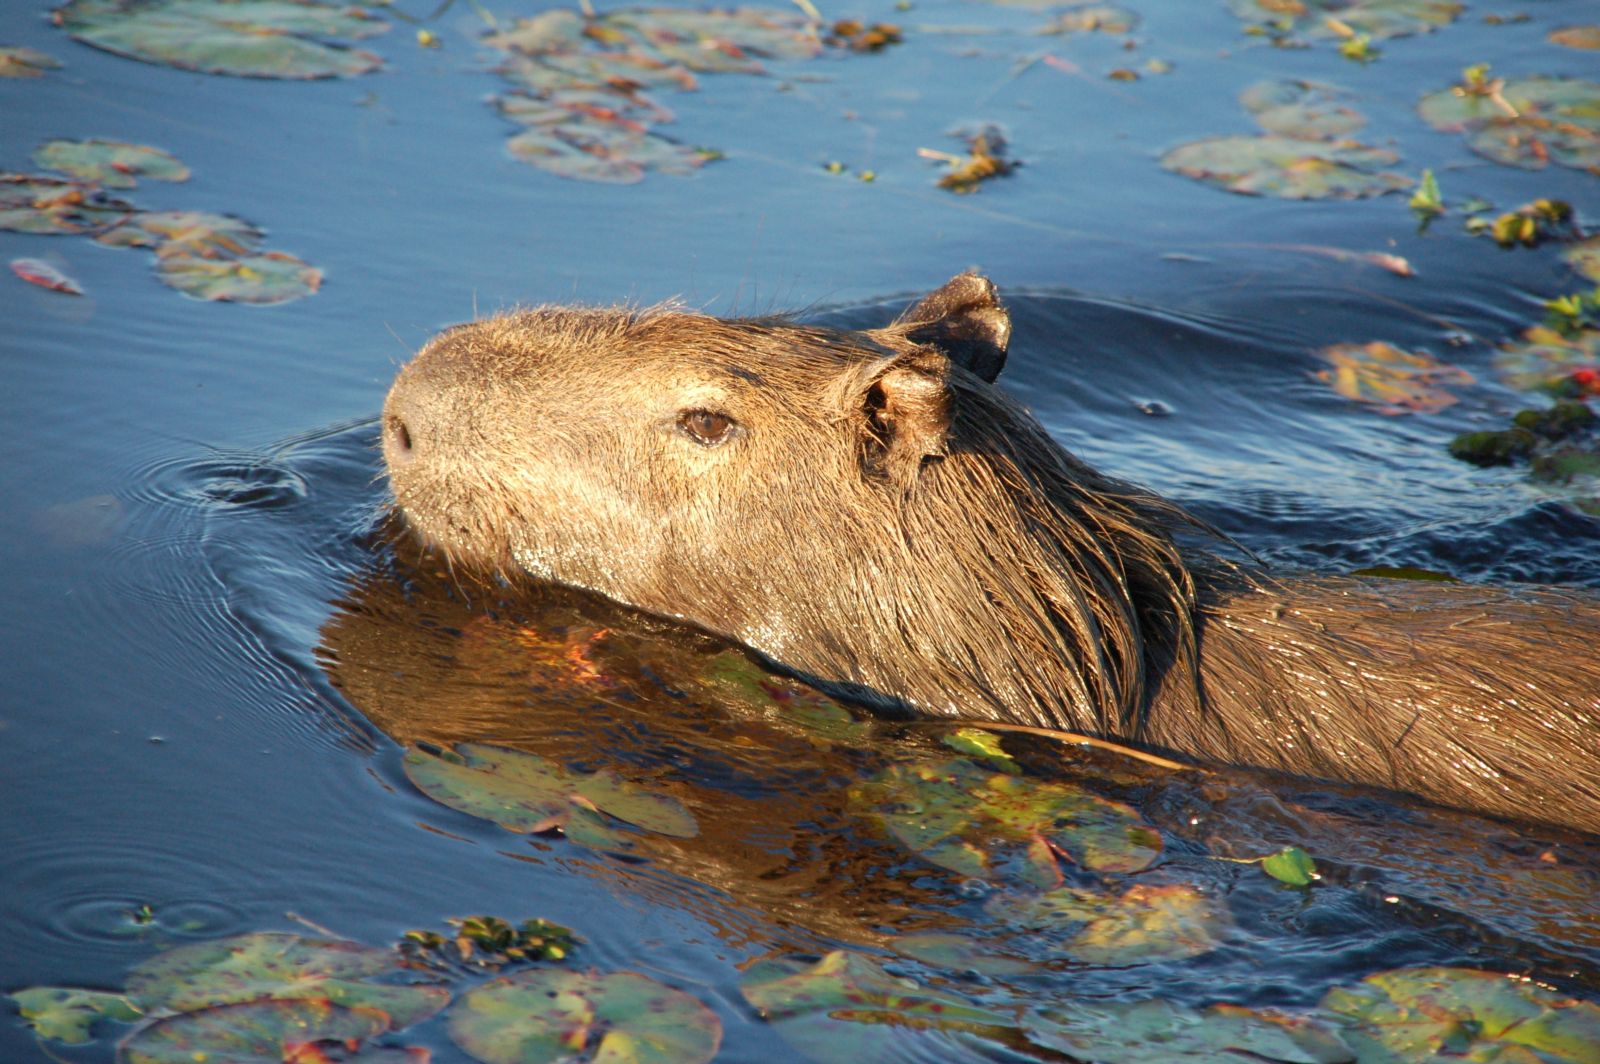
1495;326;1600;393
122;998;392;1064
1028;998;1355;1064
989;883;1229;964
1565;238;1600;282
741;950;1013;1061
33;138;189;188
1241;80;1366;139
8;987;141;1044
892;933;1042;976
1418;74;1600;173
1037;5;1140;34
11;257;86;295
848;758;1162;889
0;172;135;234
126;932;448;1028
404;743;697;852
1322;967;1600;1062
598;7;821;73
1549;26;1600;50
95;209;263;257
0;45;62;76
508;120;704;184
156;250;321;304
56;0;388;79
1314;341;1474;414
1227;0;1462;41
1161;136;1410;199
448;969;721;1064
1261;845;1318;886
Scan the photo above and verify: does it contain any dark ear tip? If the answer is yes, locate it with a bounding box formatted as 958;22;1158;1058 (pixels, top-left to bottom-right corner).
893;271;1010;384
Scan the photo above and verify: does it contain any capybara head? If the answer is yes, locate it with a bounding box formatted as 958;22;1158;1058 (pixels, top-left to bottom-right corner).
382;273;1200;736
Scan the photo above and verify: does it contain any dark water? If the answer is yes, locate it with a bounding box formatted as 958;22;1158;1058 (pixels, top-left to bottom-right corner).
4;0;1600;1060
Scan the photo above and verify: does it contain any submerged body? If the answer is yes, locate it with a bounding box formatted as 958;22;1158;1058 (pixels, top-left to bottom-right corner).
381;274;1600;832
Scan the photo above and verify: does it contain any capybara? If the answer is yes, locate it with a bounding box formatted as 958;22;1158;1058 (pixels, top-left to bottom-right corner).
381;273;1600;833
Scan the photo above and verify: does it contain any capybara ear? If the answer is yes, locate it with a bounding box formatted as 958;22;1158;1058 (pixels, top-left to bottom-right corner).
861;350;951;491
889;271;1010;383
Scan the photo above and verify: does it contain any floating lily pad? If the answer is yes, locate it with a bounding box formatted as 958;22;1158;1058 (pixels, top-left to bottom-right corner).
0;45;62;76
599;7;821;73
95;210;263;257
1161;136;1410;199
0;172;135;234
893;933;1042;976
741;950;1013;1061
849;758;1161;889
156;250;321;304
990;883;1229;964
1549;26;1600;50
1565;238;1600;282
1241;80;1366;139
1028;998;1355;1064
1418;74;1600;173
1495;326;1600;393
11;257;85;295
1227;0;1462;41
404;743;697;853
1037;5;1140;34
126;932;448;1027
33;139;188;188
56;0;389;79
9;987;141;1044
1322;967;1600;1062
1261;845;1318;886
449;969;721;1064
1314;341;1474;414
122;998;392;1064
694;649;867;739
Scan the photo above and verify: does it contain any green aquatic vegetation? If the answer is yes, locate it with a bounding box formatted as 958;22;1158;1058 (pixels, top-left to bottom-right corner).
95;210;263;256
31;138;189;188
849;757;1162;888
989;882;1230;963
1261;845;1319;886
1495;325;1600;394
0;172;135;234
694;648;868;739
55;0;390;79
0;45;62;76
1419;69;1600;174
123;999;394;1064
8;987;142;1044
1566;238;1600;283
400;915;578;972
1027;997;1355;1063
1465;197;1578;248
156;250;322;304
892;932;1042;975
1228;0;1462;43
1036;4;1140;34
1161;136;1411;199
1409;167;1444;226
449;968;721;1064
1315;341;1474;414
1241;79;1366;139
404;742;698;853
1322;966;1600;1062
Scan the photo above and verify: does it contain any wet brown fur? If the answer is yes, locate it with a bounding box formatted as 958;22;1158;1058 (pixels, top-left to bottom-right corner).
382;275;1600;832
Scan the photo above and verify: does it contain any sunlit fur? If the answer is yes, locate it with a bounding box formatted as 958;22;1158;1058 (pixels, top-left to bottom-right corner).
383;295;1600;833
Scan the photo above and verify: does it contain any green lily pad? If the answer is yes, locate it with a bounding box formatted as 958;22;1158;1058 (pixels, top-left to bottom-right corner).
1565;238;1600;282
1037;5;1140;34
1161;136;1411;199
0;172;135;234
1261;846;1318;886
1227;0;1462;41
0;45;62;76
127;932;448;1027
1549;26;1600;50
121;998;392;1064
56;0;388;79
694;649;867;739
448;969;721;1064
95;209;263;257
1322;967;1600;1062
404;743;697;853
1495;326;1600;393
9;987;142;1044
599;7;821;73
508;120;705;184
892;933;1042;976
940;726;1016;766
1241;80;1367;139
1419;75;1600;173
1028;998;1355;1063
741;950;1013;1061
1314;342;1474;414
156;250;321;303
989;883;1229;964
849;758;1162;889
32;138;189;188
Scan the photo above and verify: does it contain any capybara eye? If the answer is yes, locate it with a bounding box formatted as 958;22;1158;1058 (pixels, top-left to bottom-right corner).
679;409;735;446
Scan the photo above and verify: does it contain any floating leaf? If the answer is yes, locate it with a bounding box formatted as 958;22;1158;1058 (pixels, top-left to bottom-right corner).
741;950;1013;1061
990;883;1229;964
849;758;1161;889
449;969;721;1064
926;126;1017;194
1322;967;1600;1062
1028;998;1355;1064
1037;5;1140;34
32;138;189;188
0;45;62;76
9;987;141;1044
1418;74;1600;173
1495;326;1600;393
599;7;821;73
693;649;867;739
507;116;705;183
1161;136;1411;199
401;916;578;974
122;998;391;1064
1566;239;1600;283
56;0;389;79
1314;341;1473;414
1261;846;1318;886
1549;26;1600;50
1240;80;1366;140
941;727;1015;766
0;172;135;234
156;250;321;304
95;210;263;257
127;932;448;1028
1227;0;1462;41
824;19;902;52
893;933;1042;976
11;257;85;295
404;743;697;852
